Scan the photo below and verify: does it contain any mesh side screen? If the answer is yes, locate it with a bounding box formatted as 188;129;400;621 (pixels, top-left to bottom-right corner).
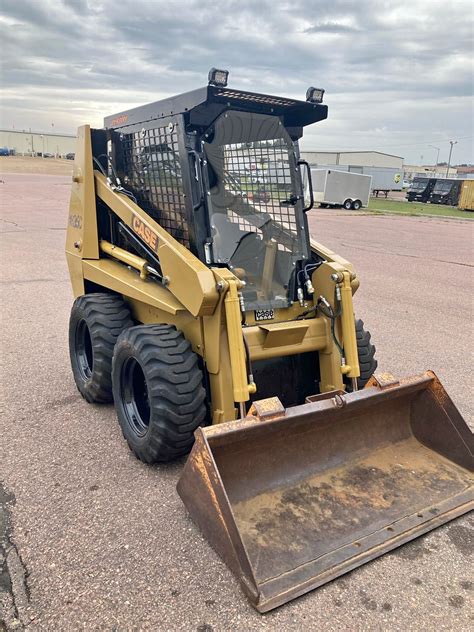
119;125;189;247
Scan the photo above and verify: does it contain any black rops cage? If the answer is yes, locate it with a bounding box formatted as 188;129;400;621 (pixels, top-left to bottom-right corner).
104;85;327;270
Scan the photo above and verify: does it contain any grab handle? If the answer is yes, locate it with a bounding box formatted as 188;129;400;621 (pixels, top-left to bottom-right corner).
188;150;204;210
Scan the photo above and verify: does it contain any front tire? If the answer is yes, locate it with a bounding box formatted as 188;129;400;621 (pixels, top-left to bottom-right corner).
69;293;133;403
354;318;378;388
345;319;378;391
343;199;352;210
112;324;207;463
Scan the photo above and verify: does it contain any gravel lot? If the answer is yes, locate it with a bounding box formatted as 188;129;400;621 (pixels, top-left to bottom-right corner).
0;156;73;176
1;172;473;631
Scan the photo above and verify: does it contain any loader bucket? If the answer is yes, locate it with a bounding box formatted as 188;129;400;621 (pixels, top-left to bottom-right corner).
177;371;473;612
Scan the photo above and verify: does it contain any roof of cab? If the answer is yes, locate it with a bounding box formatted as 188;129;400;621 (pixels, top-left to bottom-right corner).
104;84;327;131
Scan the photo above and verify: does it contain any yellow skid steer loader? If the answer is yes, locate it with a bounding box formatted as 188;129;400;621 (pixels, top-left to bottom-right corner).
66;68;473;612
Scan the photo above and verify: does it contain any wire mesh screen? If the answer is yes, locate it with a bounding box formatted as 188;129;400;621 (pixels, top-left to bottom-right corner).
222;140;297;242
204;110;308;310
119;125;189;247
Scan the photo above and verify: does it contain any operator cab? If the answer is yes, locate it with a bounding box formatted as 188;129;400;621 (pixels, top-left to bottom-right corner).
105;69;328;312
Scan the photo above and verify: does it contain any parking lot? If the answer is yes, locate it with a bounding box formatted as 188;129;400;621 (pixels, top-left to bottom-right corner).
1;172;473;630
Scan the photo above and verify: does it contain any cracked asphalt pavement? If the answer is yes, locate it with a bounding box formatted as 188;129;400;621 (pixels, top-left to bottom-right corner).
1;172;473;630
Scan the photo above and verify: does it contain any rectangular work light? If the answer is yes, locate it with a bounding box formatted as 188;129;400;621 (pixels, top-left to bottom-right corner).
208;68;229;87
306;87;325;103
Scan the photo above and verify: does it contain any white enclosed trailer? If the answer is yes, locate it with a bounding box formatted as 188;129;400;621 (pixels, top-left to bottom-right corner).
307;163;402;195
310;169;372;210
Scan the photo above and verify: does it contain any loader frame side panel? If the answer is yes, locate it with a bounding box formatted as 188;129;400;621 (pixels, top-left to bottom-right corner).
66;125;100;296
94;172;219;317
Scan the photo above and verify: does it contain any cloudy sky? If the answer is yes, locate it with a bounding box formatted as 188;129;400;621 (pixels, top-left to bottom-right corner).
1;0;473;163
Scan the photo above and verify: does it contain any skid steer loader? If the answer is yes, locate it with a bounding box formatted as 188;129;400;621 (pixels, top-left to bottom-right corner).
66;69;473;613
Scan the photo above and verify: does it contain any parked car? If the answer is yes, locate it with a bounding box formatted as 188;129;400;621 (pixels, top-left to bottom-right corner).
43;152;54;158
65;152;75;160
0;147;10;156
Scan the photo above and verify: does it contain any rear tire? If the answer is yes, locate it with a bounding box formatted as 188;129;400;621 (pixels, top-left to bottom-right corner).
69;293;133;403
351;199;362;210
343;199;352;210
112;324;207;463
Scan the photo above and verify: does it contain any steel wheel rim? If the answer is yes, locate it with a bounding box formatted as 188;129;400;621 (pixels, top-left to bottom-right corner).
76;319;93;380
121;357;150;437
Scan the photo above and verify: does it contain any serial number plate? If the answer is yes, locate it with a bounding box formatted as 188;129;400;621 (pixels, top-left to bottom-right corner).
254;309;275;321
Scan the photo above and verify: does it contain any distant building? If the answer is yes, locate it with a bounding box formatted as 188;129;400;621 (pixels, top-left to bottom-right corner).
301;150;404;192
456;166;474;177
300;150;403;170
0;129;76;156
404;164;458;180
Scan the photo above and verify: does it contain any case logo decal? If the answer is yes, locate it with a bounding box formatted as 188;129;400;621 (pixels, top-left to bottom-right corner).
111;114;128;127
131;214;159;253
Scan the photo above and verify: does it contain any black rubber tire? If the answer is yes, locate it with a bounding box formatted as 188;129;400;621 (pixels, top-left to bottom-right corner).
351;199;362;210
112;324;207;463
354;318;378;389
69;293;134;403
343;199;352;210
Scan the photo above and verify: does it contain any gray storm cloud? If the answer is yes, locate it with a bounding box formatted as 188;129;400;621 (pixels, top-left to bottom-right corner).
0;0;472;163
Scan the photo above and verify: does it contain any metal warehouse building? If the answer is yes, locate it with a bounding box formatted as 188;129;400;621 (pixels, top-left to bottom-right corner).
300;151;403;170
0;129;76;156
300;150;404;192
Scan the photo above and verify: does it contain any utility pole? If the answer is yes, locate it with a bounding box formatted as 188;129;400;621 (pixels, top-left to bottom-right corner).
446;140;457;177
429;145;440;171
